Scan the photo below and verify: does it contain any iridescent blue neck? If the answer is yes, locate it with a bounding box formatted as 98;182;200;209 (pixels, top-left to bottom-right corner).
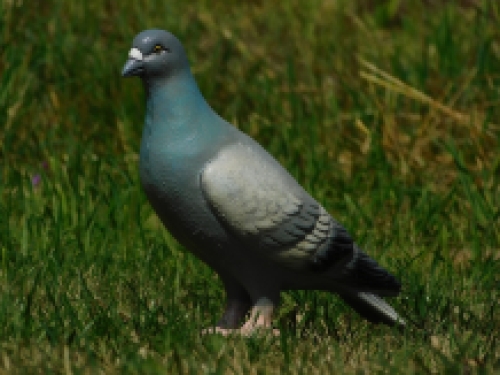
143;70;214;142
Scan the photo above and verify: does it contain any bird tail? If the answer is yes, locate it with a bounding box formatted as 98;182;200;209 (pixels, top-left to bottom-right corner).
338;291;406;327
331;245;405;327
338;246;402;297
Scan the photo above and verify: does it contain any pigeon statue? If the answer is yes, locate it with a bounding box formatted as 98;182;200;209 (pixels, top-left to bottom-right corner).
122;29;405;335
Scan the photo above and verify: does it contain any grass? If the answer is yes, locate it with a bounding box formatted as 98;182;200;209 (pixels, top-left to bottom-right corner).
1;0;499;373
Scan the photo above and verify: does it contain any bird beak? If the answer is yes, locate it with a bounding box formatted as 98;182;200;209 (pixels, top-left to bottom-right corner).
122;48;145;77
122;59;144;77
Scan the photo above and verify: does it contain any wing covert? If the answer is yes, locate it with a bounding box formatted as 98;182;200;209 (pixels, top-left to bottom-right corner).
201;142;354;270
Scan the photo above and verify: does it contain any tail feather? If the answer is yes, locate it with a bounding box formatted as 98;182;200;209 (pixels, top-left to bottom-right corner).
339;291;405;327
341;246;401;296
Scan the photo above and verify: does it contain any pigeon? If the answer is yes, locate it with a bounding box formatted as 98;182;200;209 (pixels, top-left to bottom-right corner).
122;29;405;335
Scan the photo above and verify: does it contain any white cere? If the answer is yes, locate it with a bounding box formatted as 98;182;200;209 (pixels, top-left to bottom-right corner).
129;48;143;61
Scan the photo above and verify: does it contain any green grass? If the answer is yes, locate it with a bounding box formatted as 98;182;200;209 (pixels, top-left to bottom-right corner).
1;0;499;373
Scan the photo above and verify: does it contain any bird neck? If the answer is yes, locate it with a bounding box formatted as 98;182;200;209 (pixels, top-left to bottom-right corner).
143;71;214;141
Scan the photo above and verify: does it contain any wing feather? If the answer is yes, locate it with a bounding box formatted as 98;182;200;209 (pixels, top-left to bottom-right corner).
201;142;354;270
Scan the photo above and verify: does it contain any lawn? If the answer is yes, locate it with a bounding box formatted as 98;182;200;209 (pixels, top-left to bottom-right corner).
1;0;499;373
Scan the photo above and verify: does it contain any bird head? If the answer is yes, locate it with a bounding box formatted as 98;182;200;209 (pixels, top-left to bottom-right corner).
122;29;189;80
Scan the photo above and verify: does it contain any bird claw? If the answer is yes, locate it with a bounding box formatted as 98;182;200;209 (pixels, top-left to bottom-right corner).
201;326;280;337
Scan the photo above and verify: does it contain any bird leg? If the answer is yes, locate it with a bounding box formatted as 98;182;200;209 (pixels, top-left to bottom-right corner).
202;275;279;336
217;298;252;329
239;297;280;336
202;278;252;335
206;297;279;337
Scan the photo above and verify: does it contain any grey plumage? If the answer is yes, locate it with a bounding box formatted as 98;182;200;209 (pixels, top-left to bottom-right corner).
122;29;405;334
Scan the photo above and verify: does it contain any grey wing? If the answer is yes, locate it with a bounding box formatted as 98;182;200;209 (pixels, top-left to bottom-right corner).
201;142;354;271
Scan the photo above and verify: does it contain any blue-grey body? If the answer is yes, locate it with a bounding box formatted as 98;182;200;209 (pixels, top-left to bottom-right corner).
123;29;405;331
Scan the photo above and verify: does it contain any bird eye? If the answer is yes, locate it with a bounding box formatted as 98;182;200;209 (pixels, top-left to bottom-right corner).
154;45;163;53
